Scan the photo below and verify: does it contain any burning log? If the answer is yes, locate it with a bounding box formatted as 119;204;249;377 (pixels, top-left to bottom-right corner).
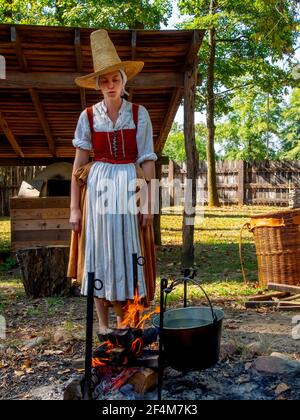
93;328;158;367
97;327;158;349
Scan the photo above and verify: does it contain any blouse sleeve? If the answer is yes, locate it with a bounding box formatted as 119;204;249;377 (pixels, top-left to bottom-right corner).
136;105;158;165
72;109;92;151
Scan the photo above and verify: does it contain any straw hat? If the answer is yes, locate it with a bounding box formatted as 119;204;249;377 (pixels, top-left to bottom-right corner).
75;29;144;90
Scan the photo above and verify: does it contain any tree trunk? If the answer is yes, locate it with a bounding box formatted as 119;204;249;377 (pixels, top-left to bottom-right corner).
16;245;71;297
206;0;220;207
182;60;198;267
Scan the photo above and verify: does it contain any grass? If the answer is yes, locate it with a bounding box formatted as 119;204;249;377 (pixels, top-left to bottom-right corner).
0;217;11;255
0;206;280;303
156;205;280;300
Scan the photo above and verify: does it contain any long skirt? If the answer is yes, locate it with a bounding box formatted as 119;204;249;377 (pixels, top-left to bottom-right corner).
80;161;147;301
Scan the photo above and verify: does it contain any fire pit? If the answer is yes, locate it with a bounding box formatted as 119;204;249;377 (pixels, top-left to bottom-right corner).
65;260;224;400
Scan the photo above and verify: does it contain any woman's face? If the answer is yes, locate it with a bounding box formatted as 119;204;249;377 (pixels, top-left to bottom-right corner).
98;71;122;100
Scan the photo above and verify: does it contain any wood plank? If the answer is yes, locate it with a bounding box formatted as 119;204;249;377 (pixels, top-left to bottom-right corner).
12;219;71;231
10;208;70;220
0;157;75;166
237;160;245;205
247;291;289;301
280;294;300;301
0;112;24;157
12;240;70;252
10;197;70;209
267;283;300;294
180;30;204;71
29;88;56;156
11;26;28;71
0;71;184;89
12;229;71;242
245;301;300;308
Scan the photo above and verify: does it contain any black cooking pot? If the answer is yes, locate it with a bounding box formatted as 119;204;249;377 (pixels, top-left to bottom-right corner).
152;304;224;371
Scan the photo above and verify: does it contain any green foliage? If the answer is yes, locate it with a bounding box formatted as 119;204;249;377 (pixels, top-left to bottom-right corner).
0;0;173;29
174;0;300;161
279;87;300;158
215;82;284;161
163;122;207;162
177;0;299;115
0;257;17;272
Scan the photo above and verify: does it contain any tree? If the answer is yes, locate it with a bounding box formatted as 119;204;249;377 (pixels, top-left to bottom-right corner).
163;121;206;162
177;0;300;206
279;87;300;158
215;83;284;161
0;0;173;29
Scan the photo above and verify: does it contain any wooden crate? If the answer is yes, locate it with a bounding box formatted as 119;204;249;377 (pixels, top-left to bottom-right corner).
10;197;71;252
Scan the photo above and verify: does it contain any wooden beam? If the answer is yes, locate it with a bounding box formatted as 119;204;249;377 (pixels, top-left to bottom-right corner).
74;28;83;72
11;26;28;71
128;30;137;103
80;88;86;110
180;30;204;72
181;60;198;267
0;157;75;166
0;112;24;157
74;28;86;110
0;71;184;89
156;87;183;153
29;88;56;156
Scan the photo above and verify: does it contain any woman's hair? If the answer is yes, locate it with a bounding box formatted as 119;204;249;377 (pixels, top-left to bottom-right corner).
95;69;129;97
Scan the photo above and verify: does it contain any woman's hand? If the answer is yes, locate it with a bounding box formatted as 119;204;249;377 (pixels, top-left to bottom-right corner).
69;208;82;232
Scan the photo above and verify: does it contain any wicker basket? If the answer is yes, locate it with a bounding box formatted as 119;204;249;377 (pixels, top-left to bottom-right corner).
242;209;300;287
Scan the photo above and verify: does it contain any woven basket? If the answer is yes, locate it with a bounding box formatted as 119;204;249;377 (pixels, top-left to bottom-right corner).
241;209;300;287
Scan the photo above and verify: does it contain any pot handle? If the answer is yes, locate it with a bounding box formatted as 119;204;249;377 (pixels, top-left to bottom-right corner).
189;279;218;323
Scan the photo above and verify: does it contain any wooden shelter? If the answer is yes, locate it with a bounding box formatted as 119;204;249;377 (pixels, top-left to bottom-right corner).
0;24;205;264
0;24;204;164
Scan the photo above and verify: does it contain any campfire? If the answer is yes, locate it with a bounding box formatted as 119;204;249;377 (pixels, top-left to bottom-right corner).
63;267;224;400
90;292;160;399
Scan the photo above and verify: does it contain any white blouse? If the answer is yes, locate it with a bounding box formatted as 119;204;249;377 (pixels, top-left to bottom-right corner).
72;98;158;165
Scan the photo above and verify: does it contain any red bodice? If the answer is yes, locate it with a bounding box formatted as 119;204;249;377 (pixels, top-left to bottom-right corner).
86;103;139;164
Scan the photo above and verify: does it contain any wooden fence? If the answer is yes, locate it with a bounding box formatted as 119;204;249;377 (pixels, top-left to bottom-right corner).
1;161;300;216
161;160;300;206
0;166;45;216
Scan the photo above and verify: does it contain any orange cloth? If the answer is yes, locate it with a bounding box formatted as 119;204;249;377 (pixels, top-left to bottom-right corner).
66;162;156;306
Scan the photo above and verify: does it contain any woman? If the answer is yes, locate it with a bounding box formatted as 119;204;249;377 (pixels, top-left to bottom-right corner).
68;30;157;333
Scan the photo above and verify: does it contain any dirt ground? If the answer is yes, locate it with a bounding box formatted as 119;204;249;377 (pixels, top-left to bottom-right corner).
0;276;299;400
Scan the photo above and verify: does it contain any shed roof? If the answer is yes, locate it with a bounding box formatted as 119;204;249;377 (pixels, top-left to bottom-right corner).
0;24;204;165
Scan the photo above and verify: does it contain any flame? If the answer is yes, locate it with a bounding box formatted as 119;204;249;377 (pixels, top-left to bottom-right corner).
92;340;114;367
92;358;109;367
120;289;160;329
92;292;160;367
130;338;143;356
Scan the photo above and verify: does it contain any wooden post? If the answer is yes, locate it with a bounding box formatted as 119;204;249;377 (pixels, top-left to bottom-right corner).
182;60;198;267
168;159;175;207
237;160;245;205
153;160;162;246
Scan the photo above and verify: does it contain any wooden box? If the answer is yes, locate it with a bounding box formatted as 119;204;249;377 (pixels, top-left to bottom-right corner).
10;197;71;252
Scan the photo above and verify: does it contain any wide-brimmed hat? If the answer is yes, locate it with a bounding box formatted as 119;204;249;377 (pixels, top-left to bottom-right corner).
75;29;144;90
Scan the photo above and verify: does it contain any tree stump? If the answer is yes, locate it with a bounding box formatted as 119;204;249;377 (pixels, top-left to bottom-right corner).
16;245;72;297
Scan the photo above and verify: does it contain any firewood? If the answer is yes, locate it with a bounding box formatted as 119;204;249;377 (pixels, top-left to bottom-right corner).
279;294;300;301
268;283;300;294
128;368;158;395
247;291;289;301
245;300;300;309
